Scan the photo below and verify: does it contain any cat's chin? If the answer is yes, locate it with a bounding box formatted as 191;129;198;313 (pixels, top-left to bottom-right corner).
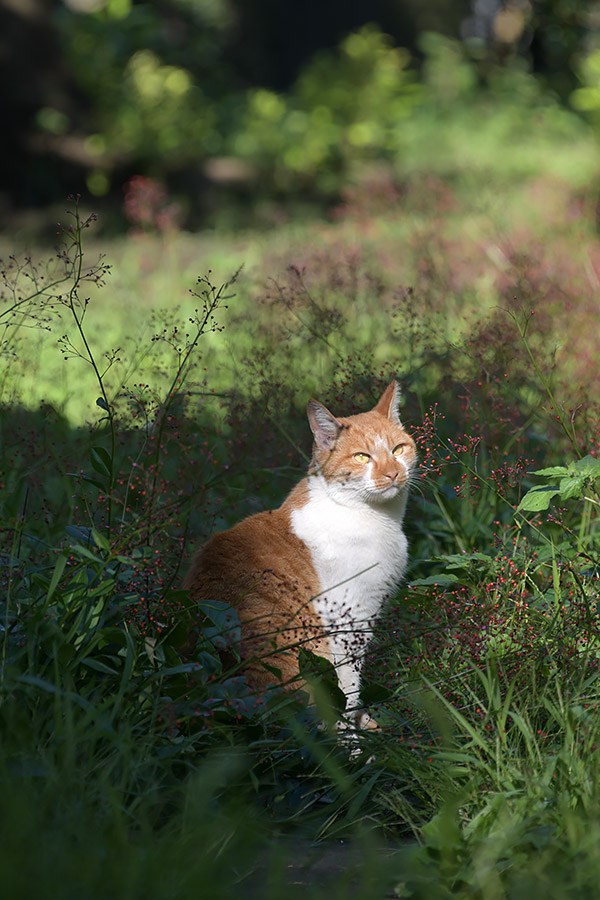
368;484;402;503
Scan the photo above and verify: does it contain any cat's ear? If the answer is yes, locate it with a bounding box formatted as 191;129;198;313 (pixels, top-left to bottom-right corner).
307;400;343;451
373;380;403;425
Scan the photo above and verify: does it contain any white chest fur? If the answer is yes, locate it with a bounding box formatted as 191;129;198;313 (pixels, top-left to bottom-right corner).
289;476;408;676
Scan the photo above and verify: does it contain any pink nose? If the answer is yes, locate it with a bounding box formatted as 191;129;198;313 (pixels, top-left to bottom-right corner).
384;471;398;482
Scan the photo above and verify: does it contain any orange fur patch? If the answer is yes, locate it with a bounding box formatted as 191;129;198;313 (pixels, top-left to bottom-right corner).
183;505;329;692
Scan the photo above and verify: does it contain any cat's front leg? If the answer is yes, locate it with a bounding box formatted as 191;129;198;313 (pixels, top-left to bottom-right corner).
353;709;379;731
333;661;377;732
333;660;380;733
334;660;362;712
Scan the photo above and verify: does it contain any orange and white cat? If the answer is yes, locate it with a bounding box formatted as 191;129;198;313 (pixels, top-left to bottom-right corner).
183;382;417;726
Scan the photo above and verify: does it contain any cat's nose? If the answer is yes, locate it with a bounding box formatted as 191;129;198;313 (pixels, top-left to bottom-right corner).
383;471;398;482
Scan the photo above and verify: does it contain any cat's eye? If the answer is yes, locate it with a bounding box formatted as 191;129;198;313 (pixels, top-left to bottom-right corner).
392;444;407;457
353;452;371;463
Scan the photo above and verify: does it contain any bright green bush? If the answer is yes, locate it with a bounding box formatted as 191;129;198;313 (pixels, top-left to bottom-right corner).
232;26;422;193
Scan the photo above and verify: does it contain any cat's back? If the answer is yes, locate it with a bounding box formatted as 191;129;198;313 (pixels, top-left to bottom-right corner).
183;482;317;605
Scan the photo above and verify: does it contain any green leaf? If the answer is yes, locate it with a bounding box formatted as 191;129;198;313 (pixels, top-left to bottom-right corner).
90;446;112;478
57;643;76;665
532;466;568;477
80;657;119;675
0;554;20;568
559;475;586;500
70;542;102;563
361;682;391;704
570;454;600;476
260;661;283;680
66;524;92;544
436;552;492;567
298;647;339;684
298;647;346;713
111;626;137;721
516;486;561;512
92;528;110;551
198;599;241;641
65;472;106;490
14;674;90;709
195;650;221;675
409;574;459;586
344;769;383;823
421;804;465;852
150;662;203;678
46;552;67;602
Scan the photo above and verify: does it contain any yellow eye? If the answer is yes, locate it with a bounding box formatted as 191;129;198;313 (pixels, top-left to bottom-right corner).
353;452;370;464
392;444;406;457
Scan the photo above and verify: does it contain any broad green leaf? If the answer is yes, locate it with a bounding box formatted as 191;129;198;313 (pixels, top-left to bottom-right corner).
260;661;283;680
92;528;110;551
532;466;568;477
409;574;459;586
65;524;93;544
298;647;346;713
516;486;561;512
570;454;600;475
198;599;241;638
298;647;339;685
195;650;221;675
361;682;391;704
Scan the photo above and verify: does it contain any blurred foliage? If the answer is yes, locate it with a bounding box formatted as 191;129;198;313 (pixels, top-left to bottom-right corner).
572;44;600;115
2;0;600;223
57;0;228;166
231;27;422;195
229;28;591;197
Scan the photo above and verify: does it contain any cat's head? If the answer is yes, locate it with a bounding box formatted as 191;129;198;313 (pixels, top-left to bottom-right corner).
306;382;417;506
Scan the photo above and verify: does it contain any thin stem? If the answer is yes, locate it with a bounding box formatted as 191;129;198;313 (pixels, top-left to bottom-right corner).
63;201;116;533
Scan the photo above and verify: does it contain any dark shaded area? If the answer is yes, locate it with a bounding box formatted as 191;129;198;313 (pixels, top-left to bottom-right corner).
228;0;458;90
0;1;79;214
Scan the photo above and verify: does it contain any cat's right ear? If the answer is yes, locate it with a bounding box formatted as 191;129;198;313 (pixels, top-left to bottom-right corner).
373;380;403;425
307;400;343;451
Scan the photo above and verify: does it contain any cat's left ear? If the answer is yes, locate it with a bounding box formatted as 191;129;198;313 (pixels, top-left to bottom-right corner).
373;380;402;425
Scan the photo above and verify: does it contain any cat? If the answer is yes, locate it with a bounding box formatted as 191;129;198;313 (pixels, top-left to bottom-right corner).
183;381;417;727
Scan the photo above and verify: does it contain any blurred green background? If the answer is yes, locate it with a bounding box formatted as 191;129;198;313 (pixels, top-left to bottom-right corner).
3;0;600;235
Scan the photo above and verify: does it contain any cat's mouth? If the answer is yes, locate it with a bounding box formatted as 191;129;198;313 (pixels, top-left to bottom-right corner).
372;482;402;500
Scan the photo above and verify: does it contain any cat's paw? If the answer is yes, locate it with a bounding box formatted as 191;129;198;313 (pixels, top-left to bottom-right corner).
355;710;380;731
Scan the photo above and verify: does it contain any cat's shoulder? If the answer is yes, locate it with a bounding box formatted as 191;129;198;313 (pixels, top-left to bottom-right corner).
279;477;311;513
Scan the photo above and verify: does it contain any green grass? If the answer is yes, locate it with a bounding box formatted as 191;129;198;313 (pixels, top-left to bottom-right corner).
3;135;600;898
